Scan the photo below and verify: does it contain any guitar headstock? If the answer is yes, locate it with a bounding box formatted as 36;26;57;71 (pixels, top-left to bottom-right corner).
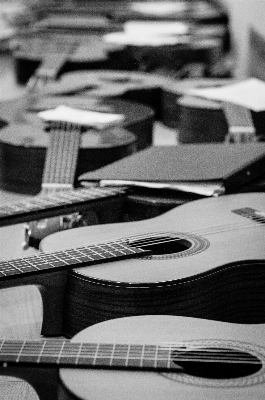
38;105;124;130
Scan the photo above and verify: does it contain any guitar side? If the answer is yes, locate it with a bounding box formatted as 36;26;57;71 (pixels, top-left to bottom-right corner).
40;192;265;336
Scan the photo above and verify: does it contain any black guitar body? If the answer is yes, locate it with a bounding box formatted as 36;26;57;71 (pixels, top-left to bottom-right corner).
178;95;265;143
12;28;129;85
0;97;154;194
45;70;168;120
161;78;234;130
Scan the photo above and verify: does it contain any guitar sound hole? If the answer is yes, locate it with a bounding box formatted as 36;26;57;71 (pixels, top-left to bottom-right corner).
172;347;262;379
128;235;191;255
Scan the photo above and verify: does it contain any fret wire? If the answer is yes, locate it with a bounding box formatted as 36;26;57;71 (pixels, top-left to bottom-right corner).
50;128;64;184
1;340;263;366
224;102;254;127
5;263;27;273
140;344;145;368
56;126;80;184
65;128;80;183
79;342;98;359
16;341;26;363
56;341;66;364
167;344;172;369
154;344;159;368
94;343;100;365
113;344;129;358
97;344;114;359
60;342;81;359
0;187;125;218
109;343;115;366
42;127;60;184
52;129;63;183
0;339;5;353
128;344;143;358
0;241;147;277
56;129;69;183
144;345;157;359
78;247;107;260
37;341;47;363
125;344;130;367
75;343;83;365
156;346;171;368
64;128;79;183
21;341;46;358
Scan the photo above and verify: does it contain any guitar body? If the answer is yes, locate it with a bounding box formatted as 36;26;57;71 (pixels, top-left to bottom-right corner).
178;94;229;143
103;32;223;76
176;91;265;144
41;193;265;336
12;26;128;85
59;315;265;400
0;97;154;194
29;96;154;152
45;69;168;120
161;78;234;131
121;188;202;222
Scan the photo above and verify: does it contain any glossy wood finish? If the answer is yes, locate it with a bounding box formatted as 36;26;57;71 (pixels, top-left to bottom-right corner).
40;193;265;337
2;315;265;400
0;96;156;194
45;69;168;119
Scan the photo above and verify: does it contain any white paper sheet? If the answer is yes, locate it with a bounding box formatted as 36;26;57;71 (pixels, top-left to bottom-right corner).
38;105;124;129
188;78;265;112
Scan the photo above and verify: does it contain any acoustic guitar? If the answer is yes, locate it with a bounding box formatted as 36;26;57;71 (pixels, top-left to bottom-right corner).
20;104;133;249
1;315;265;400
161;78;234;130
44;69;168;120
0;193;264;337
40;192;265;336
178;90;264;144
11;16;125;85
0;186;128;228
0;96;155;195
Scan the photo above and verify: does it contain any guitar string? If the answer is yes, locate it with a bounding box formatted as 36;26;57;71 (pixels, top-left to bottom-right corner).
0;220;263;269
226;102;253;127
0;340;263;365
53;125;76;185
124;220;264;248
42;121;82;190
0;187;121;215
0;186;126;216
0;196;263;230
58;125;77;184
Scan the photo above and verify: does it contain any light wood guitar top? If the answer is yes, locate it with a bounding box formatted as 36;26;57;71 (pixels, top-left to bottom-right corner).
41;192;265;284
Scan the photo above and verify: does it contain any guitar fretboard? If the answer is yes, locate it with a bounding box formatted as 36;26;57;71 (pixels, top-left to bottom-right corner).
35;37;78;81
232;207;265;224
223;102;257;143
0;240;150;281
0;338;180;372
0;187;126;227
41;123;81;193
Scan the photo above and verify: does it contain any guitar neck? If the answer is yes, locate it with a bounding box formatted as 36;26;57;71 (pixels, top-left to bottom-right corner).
0;187;127;227
41;124;81;194
34;38;78;82
223;102;256;143
0;239;150;281
0;337;181;372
